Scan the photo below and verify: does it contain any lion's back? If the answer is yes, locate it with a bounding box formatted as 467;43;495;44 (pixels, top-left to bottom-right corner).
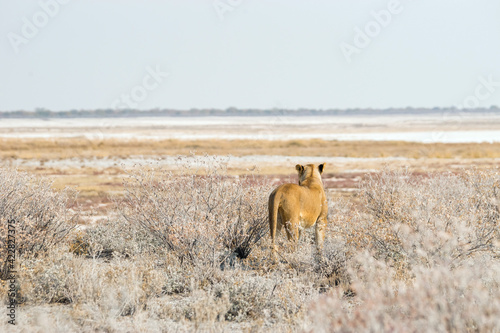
272;183;304;201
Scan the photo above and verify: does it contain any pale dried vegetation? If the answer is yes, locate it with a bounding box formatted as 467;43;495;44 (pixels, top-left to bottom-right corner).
3;137;500;160
0;169;77;279
1;158;499;332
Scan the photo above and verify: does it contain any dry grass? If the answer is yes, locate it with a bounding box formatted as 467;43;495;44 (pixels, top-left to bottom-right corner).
0;169;77;279
2;137;500;160
336;169;500;270
304;253;500;332
119;156;272;264
310;168;500;331
3;137;500;209
1;160;500;331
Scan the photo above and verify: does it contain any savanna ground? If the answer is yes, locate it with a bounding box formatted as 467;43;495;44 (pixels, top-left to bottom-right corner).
1;115;500;332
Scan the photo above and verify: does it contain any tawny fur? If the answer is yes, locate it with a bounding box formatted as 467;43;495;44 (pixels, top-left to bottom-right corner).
268;163;328;259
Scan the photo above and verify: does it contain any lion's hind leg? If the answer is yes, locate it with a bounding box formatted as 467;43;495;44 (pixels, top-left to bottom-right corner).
315;215;327;254
271;212;284;259
276;213;283;236
283;217;300;252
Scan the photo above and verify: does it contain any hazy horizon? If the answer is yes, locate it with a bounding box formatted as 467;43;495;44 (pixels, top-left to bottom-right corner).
2;0;499;111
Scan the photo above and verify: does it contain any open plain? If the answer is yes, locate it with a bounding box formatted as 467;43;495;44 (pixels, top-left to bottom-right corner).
2;113;500;221
1;113;500;332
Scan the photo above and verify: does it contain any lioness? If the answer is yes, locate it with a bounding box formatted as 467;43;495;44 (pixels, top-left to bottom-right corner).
268;163;328;258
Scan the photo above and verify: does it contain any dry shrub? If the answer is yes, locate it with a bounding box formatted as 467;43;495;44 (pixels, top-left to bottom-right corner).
119;156;272;268
11;163;500;331
308;168;500;332
18;246;167;311
1;158;338;331
338;168;500;275
313;238;349;289
271;226;349;292
304;252;500;332
0;168;77;278
69;216;160;259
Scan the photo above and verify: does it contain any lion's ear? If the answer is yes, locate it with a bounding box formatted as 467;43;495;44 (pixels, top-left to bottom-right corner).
318;163;326;174
295;164;304;174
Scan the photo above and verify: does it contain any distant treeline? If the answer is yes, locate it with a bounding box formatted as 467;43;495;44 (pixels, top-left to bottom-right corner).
1;107;499;118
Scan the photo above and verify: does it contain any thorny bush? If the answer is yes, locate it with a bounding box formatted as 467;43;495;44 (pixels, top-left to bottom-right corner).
119;156;273;268
338;168;500;277
0;168;77;279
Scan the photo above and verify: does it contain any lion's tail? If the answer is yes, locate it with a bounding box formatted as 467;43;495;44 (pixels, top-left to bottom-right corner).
268;190;280;251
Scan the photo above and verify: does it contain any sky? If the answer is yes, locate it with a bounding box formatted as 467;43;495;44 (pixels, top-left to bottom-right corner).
1;0;499;111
